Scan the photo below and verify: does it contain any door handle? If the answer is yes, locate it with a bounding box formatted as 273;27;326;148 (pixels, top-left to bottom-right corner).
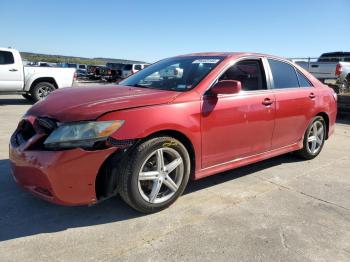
309;92;316;99
311;65;319;68
262;98;273;106
9;69;18;72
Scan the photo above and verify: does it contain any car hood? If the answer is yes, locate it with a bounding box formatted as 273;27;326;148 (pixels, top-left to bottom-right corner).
27;85;180;122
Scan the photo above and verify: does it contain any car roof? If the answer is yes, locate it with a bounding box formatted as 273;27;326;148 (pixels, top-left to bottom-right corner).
0;47;15;52
176;52;285;60
320;52;350;57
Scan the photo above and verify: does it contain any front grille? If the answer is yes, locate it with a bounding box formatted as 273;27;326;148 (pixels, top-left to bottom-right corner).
11;117;57;147
11;120;37;147
34;117;57;134
19;120;36;140
107;137;134;148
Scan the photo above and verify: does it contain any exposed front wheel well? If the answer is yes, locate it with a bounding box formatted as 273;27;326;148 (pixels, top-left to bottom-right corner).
95;130;196;201
95;152;121;200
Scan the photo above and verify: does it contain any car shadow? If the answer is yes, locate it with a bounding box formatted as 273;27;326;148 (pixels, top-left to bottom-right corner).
0;97;33;106
336;118;350;125
0;153;305;242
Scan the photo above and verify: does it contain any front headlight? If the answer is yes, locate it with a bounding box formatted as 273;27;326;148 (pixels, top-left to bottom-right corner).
44;120;124;149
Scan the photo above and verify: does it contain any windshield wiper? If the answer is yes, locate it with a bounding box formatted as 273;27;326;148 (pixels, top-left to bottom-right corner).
124;84;150;88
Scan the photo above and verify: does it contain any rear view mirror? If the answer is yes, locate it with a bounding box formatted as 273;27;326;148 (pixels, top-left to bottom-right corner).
211;80;242;95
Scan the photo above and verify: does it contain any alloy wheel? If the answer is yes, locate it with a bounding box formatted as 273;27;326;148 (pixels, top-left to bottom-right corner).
37;86;51;99
306;120;324;154
138;147;184;204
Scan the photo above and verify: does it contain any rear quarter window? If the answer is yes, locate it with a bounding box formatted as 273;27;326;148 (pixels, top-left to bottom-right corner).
268;59;299;89
0;51;15;65
296;70;312;87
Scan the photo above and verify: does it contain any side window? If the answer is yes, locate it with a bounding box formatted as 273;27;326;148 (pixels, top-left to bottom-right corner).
296;70;312;87
0;51;15;65
268;59;299;89
134;64;142;70
218;60;267;91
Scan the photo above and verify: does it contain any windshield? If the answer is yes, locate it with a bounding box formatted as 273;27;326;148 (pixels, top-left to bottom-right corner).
120;56;224;91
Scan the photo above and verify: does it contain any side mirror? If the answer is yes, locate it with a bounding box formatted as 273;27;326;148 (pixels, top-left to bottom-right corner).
210;80;242;95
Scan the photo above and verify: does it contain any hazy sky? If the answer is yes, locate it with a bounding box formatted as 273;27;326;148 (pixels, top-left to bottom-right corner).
1;0;349;62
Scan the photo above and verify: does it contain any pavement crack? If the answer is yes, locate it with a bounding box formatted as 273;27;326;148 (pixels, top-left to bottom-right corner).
261;179;350;212
279;228;288;249
343;248;350;254
298;191;350;211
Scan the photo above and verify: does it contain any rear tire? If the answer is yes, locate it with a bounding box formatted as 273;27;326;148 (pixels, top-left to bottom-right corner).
30;82;55;102
117;137;191;213
297;116;326;160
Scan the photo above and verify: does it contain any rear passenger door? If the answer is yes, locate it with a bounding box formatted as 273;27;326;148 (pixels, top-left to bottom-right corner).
267;59;317;149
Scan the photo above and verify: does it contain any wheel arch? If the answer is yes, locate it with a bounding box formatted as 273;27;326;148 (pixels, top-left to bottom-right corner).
315;112;330;139
29;77;58;91
95;129;196;201
145;129;196;178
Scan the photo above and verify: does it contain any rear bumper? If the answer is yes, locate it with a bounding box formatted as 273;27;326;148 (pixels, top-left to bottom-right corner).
328;105;337;138
9;144;117;206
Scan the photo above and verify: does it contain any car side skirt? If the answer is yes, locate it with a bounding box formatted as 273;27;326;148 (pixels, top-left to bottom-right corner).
195;142;302;180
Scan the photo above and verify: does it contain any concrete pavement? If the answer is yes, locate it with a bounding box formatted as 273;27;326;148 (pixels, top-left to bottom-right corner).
0;94;349;261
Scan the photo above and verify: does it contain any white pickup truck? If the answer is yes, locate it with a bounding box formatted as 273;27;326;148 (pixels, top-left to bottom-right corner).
0;48;76;102
294;52;350;93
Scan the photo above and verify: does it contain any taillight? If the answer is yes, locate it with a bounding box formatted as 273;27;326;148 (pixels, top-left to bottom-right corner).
335;63;342;76
73;71;77;81
108;70;111;75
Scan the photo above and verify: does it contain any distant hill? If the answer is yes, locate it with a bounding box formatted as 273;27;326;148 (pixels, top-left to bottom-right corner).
20;52;147;66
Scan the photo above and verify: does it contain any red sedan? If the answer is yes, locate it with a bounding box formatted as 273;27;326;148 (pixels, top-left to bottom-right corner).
9;52;337;213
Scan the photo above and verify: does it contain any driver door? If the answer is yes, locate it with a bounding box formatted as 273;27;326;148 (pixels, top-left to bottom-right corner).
201;59;275;168
0;50;23;91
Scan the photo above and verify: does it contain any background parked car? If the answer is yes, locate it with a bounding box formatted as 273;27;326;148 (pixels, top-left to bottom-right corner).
101;62;125;82
87;65;105;80
120;63;149;79
26;61;58;67
294;52;350;93
0;47;76;101
159;65;184;79
76;69;87;79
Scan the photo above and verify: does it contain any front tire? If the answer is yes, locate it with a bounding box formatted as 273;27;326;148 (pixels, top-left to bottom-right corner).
117;137;191;213
297;116;326;160
30;82;55;102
